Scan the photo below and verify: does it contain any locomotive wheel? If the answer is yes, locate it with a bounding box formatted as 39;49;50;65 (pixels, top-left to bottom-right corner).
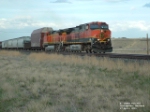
89;49;92;53
86;50;88;53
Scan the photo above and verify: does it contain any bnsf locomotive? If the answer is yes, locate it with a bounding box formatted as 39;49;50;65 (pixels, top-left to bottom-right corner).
1;21;113;53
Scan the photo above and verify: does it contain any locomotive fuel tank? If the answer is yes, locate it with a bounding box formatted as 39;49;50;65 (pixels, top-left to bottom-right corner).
70;45;82;51
65;46;70;51
45;45;55;51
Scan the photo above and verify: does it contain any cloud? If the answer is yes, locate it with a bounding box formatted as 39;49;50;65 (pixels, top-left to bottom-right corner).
1;17;150;32
0;16;61;29
0;16;82;31
110;21;150;32
104;0;129;2
130;6;136;10
76;0;94;1
143;3;150;8
51;0;94;3
51;0;71;3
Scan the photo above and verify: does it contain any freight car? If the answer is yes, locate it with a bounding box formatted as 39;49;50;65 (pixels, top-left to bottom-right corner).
1;21;113;53
2;36;31;49
31;27;53;50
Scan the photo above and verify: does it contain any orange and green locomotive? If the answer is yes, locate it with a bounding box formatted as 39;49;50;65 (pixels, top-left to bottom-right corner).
43;21;112;53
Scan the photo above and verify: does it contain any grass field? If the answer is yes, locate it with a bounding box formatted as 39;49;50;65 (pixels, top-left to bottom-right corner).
0;50;149;112
112;38;150;54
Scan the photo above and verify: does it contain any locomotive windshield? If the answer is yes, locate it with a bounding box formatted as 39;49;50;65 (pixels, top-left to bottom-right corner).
90;24;99;30
90;24;109;30
100;24;109;29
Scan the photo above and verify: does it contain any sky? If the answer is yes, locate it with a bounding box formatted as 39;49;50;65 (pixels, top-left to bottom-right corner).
0;0;150;41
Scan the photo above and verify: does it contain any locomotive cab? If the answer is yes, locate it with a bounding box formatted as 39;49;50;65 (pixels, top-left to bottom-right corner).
88;22;112;53
89;23;110;42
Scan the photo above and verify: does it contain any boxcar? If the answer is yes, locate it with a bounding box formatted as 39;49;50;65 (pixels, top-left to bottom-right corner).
11;39;18;48
7;39;12;48
2;41;5;48
2;40;8;49
17;36;31;49
2;36;31;49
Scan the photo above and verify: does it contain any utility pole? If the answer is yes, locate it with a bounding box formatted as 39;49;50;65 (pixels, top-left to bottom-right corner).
147;33;149;55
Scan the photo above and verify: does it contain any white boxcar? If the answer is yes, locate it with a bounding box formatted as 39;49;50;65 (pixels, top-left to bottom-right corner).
2;40;7;48
11;39;18;48
2;40;13;48
17;36;31;48
2;36;31;49
2;41;6;48
4;40;8;48
7;39;13;48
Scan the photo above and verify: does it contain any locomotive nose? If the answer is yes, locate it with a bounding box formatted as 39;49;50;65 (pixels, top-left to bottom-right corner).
99;29;110;42
100;31;105;40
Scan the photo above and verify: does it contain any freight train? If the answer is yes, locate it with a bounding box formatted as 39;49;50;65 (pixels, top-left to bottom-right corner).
1;21;113;53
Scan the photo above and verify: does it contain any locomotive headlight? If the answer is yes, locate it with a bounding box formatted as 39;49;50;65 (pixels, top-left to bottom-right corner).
107;39;110;41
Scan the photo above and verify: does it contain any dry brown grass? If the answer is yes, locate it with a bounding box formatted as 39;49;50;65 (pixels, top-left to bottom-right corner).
112;38;150;54
27;52;150;75
0;50;149;112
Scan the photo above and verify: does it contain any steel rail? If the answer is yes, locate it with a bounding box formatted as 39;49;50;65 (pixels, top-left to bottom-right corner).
56;52;150;60
1;49;150;60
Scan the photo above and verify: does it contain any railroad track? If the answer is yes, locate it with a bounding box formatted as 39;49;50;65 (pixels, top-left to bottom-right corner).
56;52;150;60
106;53;150;60
1;49;150;60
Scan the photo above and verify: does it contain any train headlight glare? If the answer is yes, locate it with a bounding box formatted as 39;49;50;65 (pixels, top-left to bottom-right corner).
107;39;110;41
